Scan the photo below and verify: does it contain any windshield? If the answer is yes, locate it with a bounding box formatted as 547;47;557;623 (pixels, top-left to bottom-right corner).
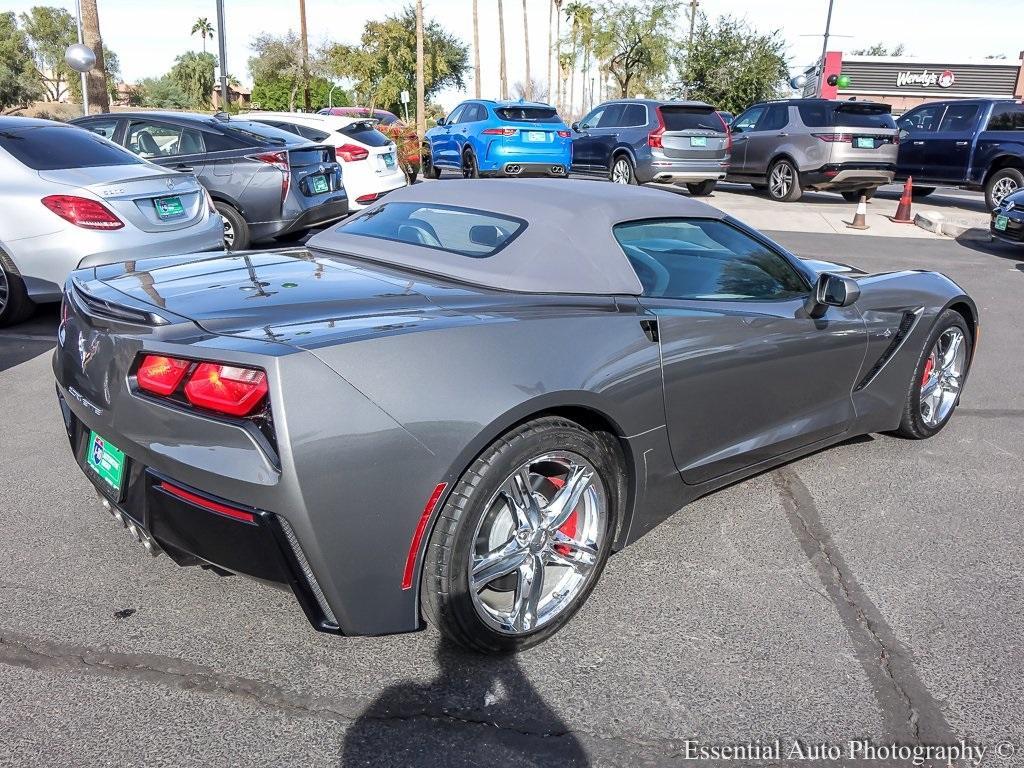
341;202;526;257
0;125;140;170
495;107;561;124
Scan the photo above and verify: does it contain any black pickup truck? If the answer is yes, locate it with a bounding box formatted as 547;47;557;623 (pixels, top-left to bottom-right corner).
895;99;1024;209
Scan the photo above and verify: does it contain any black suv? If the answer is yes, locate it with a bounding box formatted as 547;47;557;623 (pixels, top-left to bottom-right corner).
72;112;347;250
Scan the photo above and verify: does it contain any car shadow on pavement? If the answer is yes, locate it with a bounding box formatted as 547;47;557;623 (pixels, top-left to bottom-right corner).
954;230;1024;262
339;636;590;767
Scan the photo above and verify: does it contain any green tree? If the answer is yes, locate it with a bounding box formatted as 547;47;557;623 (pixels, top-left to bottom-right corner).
591;0;677;98
136;75;190;109
320;6;468;117
677;14;788;115
248;31;304;112
19;6;75;102
252;75;345;111
0;11;43;111
191;17;214;53
170;50;216;109
850;42;905;56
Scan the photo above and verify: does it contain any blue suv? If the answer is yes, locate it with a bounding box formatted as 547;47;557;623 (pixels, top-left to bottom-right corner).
422;100;572;179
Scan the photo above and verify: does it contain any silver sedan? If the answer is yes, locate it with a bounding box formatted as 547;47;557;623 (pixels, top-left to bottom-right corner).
0;116;223;326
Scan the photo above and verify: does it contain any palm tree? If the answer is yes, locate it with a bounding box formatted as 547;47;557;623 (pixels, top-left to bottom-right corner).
472;0;481;98
191;17;214;53
521;0;532;100
80;0;109;113
563;1;588;116
415;0;425;139
497;0;508;100
546;0;553;105
552;0;564;111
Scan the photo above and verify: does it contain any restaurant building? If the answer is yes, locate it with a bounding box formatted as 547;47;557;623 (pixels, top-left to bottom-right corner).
802;52;1024;112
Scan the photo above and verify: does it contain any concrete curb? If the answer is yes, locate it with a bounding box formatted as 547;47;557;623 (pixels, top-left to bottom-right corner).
914;210;991;238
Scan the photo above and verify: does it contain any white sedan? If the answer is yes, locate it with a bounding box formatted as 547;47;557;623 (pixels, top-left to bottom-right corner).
247;112;407;210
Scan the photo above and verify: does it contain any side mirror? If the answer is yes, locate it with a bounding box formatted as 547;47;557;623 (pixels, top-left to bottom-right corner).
898;128;910;140
805;273;860;318
436;117;446;127
731;124;743;134
571;121;581;132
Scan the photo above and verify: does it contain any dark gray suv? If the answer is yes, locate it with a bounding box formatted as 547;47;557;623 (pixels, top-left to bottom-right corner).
73;112;347;250
570;99;730;195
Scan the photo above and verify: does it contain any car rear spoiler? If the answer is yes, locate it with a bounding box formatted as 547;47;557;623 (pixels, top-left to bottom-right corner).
834;101;892;115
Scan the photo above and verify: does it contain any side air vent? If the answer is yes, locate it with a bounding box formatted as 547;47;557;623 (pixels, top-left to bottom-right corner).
72;280;168;326
276;516;339;627
854;310;918;391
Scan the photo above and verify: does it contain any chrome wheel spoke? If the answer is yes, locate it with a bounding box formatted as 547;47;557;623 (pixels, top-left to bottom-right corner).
472;540;529;591
509;554;546;632
543;463;593;530
919;328;967;427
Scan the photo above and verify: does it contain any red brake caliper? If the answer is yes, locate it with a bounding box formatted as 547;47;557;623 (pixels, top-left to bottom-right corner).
922;355;935;386
546;476;578;556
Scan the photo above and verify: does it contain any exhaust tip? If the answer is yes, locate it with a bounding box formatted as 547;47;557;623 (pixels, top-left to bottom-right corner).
505;164;522;175
551;166;564;175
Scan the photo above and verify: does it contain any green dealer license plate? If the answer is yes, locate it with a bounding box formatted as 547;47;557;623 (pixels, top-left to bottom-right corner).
855;137;875;149
87;431;126;493
311;175;329;194
690;136;708;147
154;196;185;219
994;214;1009;231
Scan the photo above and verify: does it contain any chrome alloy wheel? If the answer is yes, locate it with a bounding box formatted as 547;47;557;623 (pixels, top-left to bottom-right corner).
611;158;632;184
222;217;235;248
920;327;967;428
992;176;1019;207
0;266;9;316
769;162;794;198
469;451;607;635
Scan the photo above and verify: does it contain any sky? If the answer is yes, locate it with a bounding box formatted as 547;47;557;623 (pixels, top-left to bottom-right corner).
9;0;1024;111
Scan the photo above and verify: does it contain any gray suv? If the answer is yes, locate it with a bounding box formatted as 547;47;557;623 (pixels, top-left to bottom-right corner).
570;99;730;195
727;99;898;202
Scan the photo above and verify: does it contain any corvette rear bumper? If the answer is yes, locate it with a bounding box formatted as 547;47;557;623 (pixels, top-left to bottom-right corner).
58;388;343;634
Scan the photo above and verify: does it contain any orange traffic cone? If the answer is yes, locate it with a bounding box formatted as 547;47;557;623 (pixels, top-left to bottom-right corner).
846;193;870;230
890;176;915;223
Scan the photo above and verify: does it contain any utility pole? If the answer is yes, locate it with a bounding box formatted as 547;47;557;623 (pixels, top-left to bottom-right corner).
818;0;836;96
216;0;229;109
473;0;481;98
73;0;88;115
298;0;310;110
415;0;425;140
683;0;698;98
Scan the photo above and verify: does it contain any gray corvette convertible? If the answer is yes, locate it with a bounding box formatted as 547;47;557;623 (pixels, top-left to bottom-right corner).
54;179;978;652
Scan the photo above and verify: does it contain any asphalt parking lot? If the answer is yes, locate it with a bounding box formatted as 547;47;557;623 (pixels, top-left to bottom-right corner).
1;198;1023;767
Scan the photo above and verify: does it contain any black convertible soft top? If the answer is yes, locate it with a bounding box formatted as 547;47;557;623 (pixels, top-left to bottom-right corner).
307;179;727;295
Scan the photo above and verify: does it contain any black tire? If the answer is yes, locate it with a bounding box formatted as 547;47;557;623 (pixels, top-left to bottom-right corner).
215;202;250;251
686;180;716;196
840;188;875;203
766;158;803;202
422;416;621;654
422;145;441;179
609;154;637;185
911;186;935;199
0;257;35;328
892;309;972;440
985;167;1024;210
461;149;480;179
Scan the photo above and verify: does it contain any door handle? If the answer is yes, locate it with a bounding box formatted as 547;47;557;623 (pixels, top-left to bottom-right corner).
955;141;969;146
912;141;925;145
173;164;193;172
777;132;789;137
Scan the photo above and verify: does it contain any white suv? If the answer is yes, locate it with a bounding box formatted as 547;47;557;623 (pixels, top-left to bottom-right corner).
249;112;407;209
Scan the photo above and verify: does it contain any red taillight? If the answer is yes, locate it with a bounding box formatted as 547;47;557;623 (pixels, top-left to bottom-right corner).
184;363;268;416
356;193;380;203
813;133;854;143
157;481;255;523
557;130;571;138
137;354;191;396
253;151;290;204
715;111;732;153
482;127;517;136
41;195;123;230
648;107;666;149
336;143;370;162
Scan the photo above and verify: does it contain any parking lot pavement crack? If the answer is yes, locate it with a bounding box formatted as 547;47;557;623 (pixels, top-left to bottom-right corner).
0;629;679;760
773;468;955;746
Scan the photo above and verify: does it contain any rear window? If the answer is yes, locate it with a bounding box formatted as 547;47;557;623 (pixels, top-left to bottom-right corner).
338;122;391;147
0;125;140;170
495;107;561;124
660;106;723;132
221;120;299;145
341;202;526;257
800;102;895;129
987;105;1024;131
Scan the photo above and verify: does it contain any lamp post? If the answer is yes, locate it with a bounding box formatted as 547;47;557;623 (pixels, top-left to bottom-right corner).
68;0;92;115
216;0;229;109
